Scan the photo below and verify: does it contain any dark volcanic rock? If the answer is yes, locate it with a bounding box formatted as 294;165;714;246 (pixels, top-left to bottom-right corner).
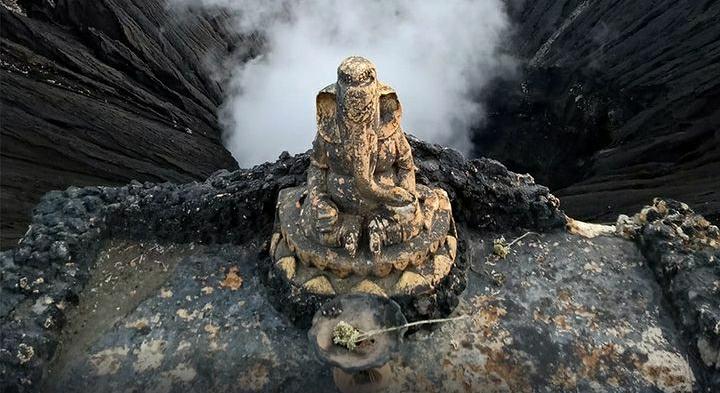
475;0;720;223
0;138;566;392
33;233;699;393
2;139;719;391
1;0;719;390
0;0;259;248
617;198;720;388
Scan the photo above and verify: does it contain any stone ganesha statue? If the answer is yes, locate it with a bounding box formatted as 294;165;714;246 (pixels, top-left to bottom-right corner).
271;56;457;296
303;56;424;258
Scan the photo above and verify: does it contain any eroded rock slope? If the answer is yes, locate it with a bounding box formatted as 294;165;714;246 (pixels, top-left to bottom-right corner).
0;0;258;247
475;0;720;222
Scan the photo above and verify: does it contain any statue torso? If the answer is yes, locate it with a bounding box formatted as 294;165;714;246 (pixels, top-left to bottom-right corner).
322;133;401;214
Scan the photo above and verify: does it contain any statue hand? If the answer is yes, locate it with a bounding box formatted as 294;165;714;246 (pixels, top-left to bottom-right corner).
313;197;339;233
385;187;415;207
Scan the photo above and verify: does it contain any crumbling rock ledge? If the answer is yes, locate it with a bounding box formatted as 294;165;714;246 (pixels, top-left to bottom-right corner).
617;199;720;388
0;138;718;392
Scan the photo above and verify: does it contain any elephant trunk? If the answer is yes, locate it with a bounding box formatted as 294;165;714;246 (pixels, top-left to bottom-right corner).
338;85;406;206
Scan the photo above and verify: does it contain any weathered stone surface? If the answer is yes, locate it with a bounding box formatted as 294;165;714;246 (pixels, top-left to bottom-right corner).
0;137;564;392
303;276;336;296
275;256;296;280
620;199;720;387
5;138;717;391
392;271;430;296
444;235;457;260
266;228;466;325
424;254;454;286
409;137;565;232
277;187;453;277
300;57;425;258
4;232;706;393
274;57;462;321
351;280;387;297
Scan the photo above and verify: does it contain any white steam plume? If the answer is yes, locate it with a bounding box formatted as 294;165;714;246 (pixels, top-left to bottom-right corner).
171;0;514;167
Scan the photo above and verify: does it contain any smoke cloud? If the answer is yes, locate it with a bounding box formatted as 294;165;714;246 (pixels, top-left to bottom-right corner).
172;0;514;167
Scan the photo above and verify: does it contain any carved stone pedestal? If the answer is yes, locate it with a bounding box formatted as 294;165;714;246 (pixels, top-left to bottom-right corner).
271;185;457;297
264;56;466;325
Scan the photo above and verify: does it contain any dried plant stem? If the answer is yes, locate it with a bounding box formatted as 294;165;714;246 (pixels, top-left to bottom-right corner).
507;231;539;247
356;315;468;343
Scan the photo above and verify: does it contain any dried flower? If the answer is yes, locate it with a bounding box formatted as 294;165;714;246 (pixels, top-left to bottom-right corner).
332;321;362;350
493;232;539;259
493;238;509;258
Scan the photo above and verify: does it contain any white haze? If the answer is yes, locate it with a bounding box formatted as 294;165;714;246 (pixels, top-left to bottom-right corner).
171;0;514;167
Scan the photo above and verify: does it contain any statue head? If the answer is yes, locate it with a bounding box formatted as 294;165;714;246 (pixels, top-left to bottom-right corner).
336;56;379;125
316;56;402;143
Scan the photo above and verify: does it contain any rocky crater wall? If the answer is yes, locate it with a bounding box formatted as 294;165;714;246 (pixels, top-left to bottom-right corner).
3;0;719;248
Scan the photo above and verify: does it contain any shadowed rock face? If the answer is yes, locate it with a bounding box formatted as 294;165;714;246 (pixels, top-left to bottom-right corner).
474;0;720;223
0;0;262;248
1;138;718;392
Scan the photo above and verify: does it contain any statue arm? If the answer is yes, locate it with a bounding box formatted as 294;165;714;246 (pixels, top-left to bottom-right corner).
307;136;338;233
395;132;416;194
352;132;416;207
308;136;329;199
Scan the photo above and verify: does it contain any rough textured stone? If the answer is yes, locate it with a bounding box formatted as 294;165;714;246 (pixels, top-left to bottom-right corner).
352;280;387;297
392;271;430;295
276;187;454;278
2;232;708;393
302;276;336;296
0;137;565;392
270;57;464;328
0;142;718;391
621;199;720;388
275;256;296;281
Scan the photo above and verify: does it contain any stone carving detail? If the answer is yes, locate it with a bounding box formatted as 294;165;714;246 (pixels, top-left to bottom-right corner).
271;56;458;297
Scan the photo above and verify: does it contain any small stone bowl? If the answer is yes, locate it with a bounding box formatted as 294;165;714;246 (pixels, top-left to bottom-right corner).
308;294;407;392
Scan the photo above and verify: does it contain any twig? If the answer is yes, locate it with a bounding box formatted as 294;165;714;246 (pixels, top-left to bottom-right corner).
356;315;468;342
507;231;540;247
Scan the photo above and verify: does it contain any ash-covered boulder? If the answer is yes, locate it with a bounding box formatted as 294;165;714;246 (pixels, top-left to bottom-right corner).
1;139;718;392
0;138;564;392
